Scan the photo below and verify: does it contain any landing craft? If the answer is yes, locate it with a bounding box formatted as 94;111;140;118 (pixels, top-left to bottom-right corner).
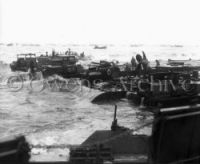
91;70;200;105
127;71;200;108
2;103;200;163
88;54;200;104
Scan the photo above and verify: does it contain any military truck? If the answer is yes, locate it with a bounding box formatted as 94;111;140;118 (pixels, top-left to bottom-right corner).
84;60;121;85
10;51;84;78
38;54;84;78
10;53;37;72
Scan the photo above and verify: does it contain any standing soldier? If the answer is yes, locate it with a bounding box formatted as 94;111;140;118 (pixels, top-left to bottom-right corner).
142;51;149;66
155;60;160;67
135;52;151;75
131;56;137;71
29;60;36;80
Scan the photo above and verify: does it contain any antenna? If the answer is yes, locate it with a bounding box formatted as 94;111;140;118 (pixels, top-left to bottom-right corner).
113;104;117;122
111;105;118;131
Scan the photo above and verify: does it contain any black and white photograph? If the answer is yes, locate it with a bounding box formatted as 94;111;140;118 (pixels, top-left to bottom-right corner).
1;0;200;163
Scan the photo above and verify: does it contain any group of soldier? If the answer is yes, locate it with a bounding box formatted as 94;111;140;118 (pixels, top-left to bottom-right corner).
130;51;151;75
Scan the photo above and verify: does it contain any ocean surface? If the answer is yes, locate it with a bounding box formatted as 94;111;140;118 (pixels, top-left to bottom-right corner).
0;44;200;161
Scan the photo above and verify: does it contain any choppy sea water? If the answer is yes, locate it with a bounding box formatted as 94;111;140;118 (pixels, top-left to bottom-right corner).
0;44;200;161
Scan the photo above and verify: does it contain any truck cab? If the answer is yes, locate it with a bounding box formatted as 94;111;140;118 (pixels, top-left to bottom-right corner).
10;53;37;72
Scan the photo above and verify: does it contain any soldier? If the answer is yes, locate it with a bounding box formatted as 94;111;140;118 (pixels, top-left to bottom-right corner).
52;49;56;56
142;51;150;67
131;56;137;71
155;60;160;67
135;52;151;75
29;60;36;80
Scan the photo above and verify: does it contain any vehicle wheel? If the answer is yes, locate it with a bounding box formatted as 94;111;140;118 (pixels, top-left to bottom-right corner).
7;75;24;92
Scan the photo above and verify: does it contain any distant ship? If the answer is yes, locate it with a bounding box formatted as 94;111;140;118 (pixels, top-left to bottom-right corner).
94;45;107;49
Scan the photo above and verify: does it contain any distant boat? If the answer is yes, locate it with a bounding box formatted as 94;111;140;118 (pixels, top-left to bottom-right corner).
167;59;195;66
7;43;14;46
171;44;183;47
94;45;107;49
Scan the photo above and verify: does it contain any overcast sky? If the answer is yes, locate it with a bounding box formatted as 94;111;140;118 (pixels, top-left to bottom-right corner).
0;0;200;44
